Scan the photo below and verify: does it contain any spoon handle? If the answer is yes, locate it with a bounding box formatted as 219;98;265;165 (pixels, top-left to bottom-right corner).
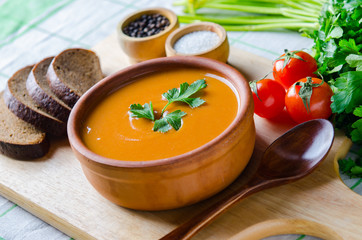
159;179;266;240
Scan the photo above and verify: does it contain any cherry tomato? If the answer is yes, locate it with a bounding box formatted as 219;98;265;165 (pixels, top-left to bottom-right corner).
285;77;333;123
273;50;318;89
250;78;286;119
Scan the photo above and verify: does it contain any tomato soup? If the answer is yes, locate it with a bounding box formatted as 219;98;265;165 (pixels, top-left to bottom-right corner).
82;68;238;161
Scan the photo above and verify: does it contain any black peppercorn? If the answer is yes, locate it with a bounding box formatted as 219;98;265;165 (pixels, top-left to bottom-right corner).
123;13;170;38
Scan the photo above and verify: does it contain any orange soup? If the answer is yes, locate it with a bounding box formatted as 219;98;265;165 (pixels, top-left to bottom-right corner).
82;68;238;161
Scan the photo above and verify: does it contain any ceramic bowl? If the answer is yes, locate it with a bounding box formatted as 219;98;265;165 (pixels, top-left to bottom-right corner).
68;56;255;211
117;7;179;63
165;22;229;63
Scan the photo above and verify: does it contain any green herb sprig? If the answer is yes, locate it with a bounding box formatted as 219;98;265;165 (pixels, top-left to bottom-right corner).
153;110;187;132
129;102;154;121
338;148;362;178
161;79;207;114
129;79;207;133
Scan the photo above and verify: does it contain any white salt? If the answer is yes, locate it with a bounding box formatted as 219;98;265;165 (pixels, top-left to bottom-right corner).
173;30;220;54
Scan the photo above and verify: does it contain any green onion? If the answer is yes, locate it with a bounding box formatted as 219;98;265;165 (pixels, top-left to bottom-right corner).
174;0;327;32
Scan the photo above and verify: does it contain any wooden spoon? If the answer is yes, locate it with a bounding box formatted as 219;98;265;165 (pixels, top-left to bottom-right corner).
160;119;334;240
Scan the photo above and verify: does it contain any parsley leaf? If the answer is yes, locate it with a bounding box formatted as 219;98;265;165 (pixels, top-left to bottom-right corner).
153;110;187;133
129;102;154;121
328;26;343;40
351;106;362;142
153;117;170;133
339;158;362;178
339;158;358;175
346;54;362;71
339;39;360;54
161;79;207;114
330;71;362;114
338;147;362;178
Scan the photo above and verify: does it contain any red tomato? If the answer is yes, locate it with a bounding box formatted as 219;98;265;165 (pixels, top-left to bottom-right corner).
250;78;286;119
273;50;318;89
285;77;333;123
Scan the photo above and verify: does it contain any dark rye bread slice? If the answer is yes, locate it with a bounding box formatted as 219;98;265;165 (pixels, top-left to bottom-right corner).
0;92;49;159
26;57;71;122
4;66;66;136
47;48;103;108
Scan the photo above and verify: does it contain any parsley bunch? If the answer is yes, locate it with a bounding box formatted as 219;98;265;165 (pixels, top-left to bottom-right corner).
129;79;207;133
309;0;362;144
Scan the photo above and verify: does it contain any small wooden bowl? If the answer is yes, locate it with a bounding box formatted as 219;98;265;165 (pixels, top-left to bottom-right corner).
117;8;179;64
165;22;229;63
68;56;255;211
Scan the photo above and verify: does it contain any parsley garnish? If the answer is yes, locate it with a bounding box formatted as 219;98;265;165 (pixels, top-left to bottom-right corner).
129;102;154;121
161;79;207;114
129;79;207;133
153;110;187;133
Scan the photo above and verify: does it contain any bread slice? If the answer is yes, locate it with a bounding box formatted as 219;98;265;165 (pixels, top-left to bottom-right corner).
47;48;103;108
27;57;71;122
4;66;67;136
0;92;49;159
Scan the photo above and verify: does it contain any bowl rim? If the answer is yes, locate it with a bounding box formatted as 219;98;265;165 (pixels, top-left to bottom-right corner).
117;7;178;42
67;56;251;169
165;22;227;56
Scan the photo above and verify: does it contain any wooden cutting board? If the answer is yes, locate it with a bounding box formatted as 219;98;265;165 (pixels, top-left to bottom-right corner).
0;32;360;240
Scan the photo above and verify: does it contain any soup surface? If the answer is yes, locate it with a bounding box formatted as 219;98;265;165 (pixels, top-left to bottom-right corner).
82;68;238;161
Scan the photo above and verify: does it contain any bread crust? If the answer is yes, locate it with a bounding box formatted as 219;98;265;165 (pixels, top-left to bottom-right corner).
47;48;103;108
26;57;71;122
4;66;67;136
0;138;50;160
47;63;80;108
